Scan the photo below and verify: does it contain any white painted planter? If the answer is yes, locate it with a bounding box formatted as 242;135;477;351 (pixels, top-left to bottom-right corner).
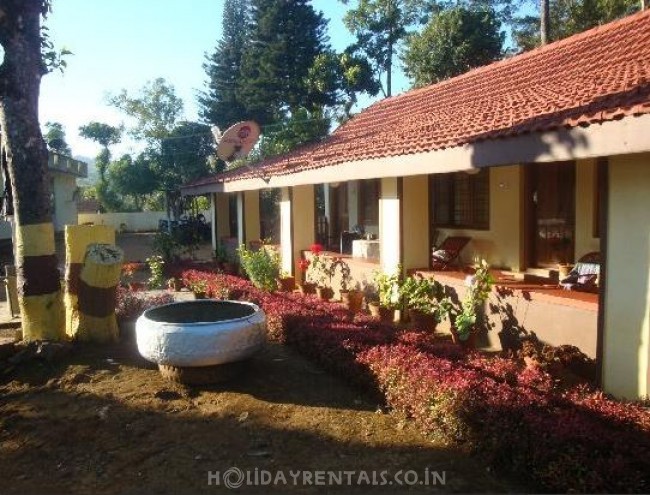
135;300;266;367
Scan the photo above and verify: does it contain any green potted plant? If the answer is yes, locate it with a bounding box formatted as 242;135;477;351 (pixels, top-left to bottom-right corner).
449;260;494;347
402;274;447;332
371;269;402;323
332;258;363;313
189;279;208;299
237;243;280;292
310;244;334;301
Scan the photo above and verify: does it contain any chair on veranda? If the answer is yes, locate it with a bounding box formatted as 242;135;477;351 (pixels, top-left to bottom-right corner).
559;251;601;293
431;236;472;270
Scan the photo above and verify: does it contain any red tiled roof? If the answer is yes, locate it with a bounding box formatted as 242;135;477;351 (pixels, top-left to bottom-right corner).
188;10;650;188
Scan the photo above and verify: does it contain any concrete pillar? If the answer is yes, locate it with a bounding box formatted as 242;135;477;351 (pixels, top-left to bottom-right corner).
379;177;401;275
348;180;359;229
244;190;261;244
402;175;430;271
214;192;231;245
602;154;650;399
280;187;293;275
292;185;316;283
323;183;331;224
236;192;244;246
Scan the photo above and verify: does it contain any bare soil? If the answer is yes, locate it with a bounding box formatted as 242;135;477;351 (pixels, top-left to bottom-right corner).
0;341;520;494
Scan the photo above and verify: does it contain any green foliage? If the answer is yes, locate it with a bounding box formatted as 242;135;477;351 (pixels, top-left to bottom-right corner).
340;0;431;96
78;122;122;149
237;0;330;125
401;274;450;320
513;0;639;51
199;0;251;129
237;244;280;292
452;260;494;340
146;255;165;290
107;154;157;210
152;231;182;262
403;7;503;86
43;121;71;155
306;50;381;120
373;269;402;309
108;78;184;145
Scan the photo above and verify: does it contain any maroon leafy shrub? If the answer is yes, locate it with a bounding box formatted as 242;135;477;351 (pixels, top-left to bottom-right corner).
116;286;174;321
177;266;650;493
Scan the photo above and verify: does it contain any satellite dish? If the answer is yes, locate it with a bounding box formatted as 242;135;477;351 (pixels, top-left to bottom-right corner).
215;121;261;162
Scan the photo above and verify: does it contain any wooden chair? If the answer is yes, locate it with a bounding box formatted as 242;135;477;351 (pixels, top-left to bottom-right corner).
431;236;471;270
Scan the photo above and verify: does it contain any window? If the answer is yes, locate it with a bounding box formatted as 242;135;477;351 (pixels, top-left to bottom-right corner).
359;179;380;226
430;169;489;230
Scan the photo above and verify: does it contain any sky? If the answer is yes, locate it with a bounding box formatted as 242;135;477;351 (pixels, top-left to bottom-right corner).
39;0;411;159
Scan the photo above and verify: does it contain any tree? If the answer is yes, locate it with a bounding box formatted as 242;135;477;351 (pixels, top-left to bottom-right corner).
199;0;251;130
340;0;432;97
108;78;183;146
514;0;639;50
107;154;157;210
237;0;330;125
403;7;503;86
79;121;123;211
156;121;217;219
306;49;381;120
0;0;66;340
44;121;71;155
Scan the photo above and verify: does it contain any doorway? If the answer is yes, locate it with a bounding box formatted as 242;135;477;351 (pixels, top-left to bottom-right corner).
526;161;576;268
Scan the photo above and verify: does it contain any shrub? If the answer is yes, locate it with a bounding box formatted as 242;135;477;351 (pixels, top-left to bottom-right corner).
116;286;174;321
237;244;280;292
176;265;650;493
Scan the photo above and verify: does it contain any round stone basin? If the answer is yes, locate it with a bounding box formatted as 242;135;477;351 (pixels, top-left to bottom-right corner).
135;300;266;368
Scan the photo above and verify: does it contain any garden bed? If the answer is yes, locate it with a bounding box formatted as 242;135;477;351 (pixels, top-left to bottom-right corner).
176;265;650;493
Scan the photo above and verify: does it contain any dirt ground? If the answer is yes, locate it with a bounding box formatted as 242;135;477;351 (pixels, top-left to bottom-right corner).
0;340;520;494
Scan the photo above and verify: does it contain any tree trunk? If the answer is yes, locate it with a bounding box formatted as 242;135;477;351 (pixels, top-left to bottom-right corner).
540;0;550;45
0;0;66;341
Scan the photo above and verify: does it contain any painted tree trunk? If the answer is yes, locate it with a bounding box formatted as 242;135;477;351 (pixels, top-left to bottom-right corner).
0;1;66;341
76;244;124;343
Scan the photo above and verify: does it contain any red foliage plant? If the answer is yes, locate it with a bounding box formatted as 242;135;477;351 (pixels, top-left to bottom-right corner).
310;243;323;255
176;265;650;493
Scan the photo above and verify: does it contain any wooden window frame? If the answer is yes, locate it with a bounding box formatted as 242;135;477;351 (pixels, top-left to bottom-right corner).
430;169;490;230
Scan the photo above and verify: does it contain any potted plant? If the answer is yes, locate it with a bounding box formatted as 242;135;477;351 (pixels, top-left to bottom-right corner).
276;270;296;292
553;234;573;279
449;260;494;347
310;244;334;301
297;258;317;294
402;274;447;332
332;258;363;313
167;277;183;292
372;269;402;323
189;279;208;299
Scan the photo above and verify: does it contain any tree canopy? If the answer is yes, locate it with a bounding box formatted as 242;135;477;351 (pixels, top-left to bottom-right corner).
340;0;432;97
403;7;503;86
198;0;250;130
43;121;71;155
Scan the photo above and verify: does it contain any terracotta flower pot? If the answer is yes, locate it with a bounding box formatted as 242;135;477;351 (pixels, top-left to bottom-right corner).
368;301;381;317
408;309;438;332
340;290;363;313
193;291;207;300
277;276;296;292
168;279;183;292
450;326;476;348
316;286;334;301
298;282;317;295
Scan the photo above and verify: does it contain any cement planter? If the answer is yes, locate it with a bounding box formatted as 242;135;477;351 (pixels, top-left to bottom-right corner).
136;300;266;383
